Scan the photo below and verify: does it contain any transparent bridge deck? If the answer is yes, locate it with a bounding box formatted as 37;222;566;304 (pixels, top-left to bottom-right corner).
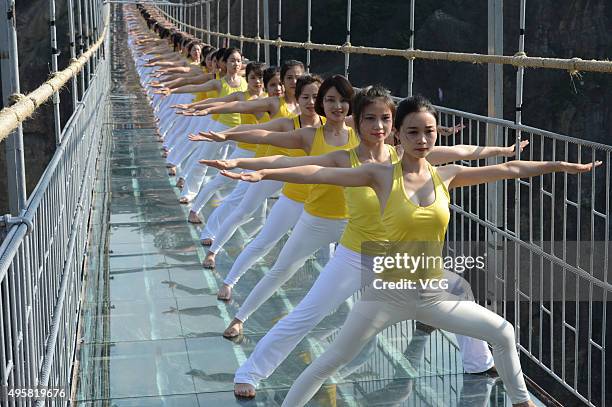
75;14;546;407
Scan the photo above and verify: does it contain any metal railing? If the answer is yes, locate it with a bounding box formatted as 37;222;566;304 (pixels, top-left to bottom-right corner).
437;108;610;407
0;0;110;406
150;1;610;405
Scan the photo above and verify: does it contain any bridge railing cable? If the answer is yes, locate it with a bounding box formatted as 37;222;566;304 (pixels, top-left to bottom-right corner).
0;1;111;405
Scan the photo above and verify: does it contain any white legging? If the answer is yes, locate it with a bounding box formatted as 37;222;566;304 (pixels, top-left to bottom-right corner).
223;194;304;287
208;180;284;254
281;281;530;406
234;211;348;322
199;180;253;240
234;244;494;387
181;144;252;200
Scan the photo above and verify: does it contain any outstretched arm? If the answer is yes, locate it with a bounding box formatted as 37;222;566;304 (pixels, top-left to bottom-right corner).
165;80;220;95
221;164;378;188
194;127;312;151
200;150;347;171
427;140;530;166
199;97;276;115
444;160;601;190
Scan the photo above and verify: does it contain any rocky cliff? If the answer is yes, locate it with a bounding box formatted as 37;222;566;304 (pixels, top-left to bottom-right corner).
0;0;610;210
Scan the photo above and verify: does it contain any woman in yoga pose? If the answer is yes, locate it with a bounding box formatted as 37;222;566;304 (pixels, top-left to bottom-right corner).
226;95;598;406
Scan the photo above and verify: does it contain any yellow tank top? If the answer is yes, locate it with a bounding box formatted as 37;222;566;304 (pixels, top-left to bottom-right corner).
208;73;222;121
192;67;210;102
266;97;300;156
236;91;267;152
303;126;359;219
215;77;248;128
280;116;324;203
252;112;272;158
339;145;400;254
380;162;450;282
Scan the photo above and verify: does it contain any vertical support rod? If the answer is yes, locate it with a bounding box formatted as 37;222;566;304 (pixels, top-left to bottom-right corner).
407;0;415;96
513;0;526;343
181;2;184;31
344;0;351;78
276;0;281;65
49;0;62;144
515;0;526;127
227;0;231;48
306;0;311;72
75;0;85;98
263;0;270;65
186;3;190;35
66;0;78;110
240;0;244;50
216;0;220;47
200;2;204;41
0;0;27;214
256;0;260;61
83;0;91;86
90;0;98;67
206;1;211;44
486;0;505;314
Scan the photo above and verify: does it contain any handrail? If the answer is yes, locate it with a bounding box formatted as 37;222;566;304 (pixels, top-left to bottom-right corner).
0;14;110;143
155;8;612;75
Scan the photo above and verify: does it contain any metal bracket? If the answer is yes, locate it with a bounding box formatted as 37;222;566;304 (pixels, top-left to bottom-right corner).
0;214;34;234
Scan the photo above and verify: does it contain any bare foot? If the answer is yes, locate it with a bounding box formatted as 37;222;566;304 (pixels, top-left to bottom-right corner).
168;167;176;176
188;211;202;224
201;238;213;246
202;251;216;268
162;151;169;158
217;284;232;301
223;318;243;338
178;196;189;204
234;383;255;398
176;178;185;188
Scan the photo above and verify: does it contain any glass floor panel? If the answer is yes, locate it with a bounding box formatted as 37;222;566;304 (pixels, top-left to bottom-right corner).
76;12;546;406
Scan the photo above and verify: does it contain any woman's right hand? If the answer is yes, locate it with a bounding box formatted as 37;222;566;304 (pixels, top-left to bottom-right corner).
219;170;263;182
198;159;238;170
190;131;227;142
560;160;602;174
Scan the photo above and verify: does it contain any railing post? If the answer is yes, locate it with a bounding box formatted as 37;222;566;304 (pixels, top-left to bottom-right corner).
486;0;505;314
0;0;26;214
83;0;91;86
276;0;281;65
206;1;211;44
515;0;526;128
67;0;78;109
262;0;269;64
240;0;243;50
200;2;204;41
306;0;311;72
227;0;231;47
256;0;260;61
216;0;221;48
407;0;415;96
91;0;98;65
75;0;85;98
344;0;351;78
49;0;62;145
